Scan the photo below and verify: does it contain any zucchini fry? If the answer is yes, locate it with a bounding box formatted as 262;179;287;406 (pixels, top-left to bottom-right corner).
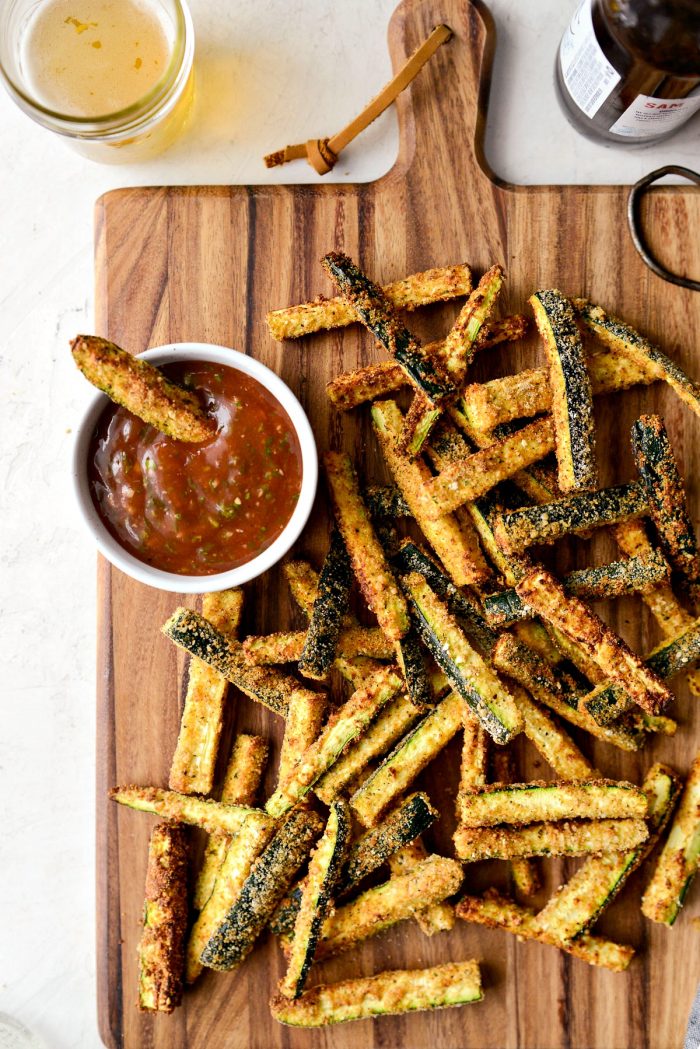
401;572;523;744
576;299;700;419
457;779;647;827
371;400;490;587
509;684;596;780
169;588;244;795
312;855;463;960
642;752;700;925
267;263;473;340
266;665;403;818
138;823;188;1013
298;529;352;680
350;691;465;827
454;819;648;862
484;551;669;627
324;451;409;640
242;627;392;664
515;566;673;715
441;265;504;385
534;763;681;941
71;335;215;442
632;414;700;608
530;289;597;492
456;889;634;972
277;689;328;785
494;482;648;552
491;747;541;897
110;785;272;836
365;483;411;518
388;840;456;934
424;418;556;519
162;608;303;716
201;806;324;971
280;800;352;999
270;960;483;1026
459;713;489;793
194;733;269;911
321;252;456;407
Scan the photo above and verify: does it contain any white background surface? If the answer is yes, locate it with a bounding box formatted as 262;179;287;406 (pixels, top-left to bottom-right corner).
1;1;698;1047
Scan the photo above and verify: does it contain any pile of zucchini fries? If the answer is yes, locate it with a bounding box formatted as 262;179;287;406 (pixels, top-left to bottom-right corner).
112;255;700;1026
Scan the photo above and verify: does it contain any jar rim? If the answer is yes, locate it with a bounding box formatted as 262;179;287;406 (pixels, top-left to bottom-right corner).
0;0;192;133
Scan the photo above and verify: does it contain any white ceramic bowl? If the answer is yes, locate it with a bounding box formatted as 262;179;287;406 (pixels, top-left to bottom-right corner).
73;342;318;593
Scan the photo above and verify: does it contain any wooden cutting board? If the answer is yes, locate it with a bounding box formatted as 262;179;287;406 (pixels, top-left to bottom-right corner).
94;0;700;1046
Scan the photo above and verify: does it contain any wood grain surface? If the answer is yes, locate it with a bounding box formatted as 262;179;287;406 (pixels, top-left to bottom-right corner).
94;1;700;1046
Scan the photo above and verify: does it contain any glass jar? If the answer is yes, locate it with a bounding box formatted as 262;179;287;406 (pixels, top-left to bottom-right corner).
0;0;195;163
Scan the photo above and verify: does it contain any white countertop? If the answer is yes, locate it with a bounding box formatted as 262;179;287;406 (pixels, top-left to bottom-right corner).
1;1;698;1046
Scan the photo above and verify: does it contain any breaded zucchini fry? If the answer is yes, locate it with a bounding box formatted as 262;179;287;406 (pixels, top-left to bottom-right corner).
455;889;634;972
642;752;700;925
277;689;328;785
494;482;648;552
324;451;409;640
71;335;214;442
441;265;504;384
265;665;404;818
457;779;647;827
490;747;541;897
371;399;490;586
169;588;244;795
388;840;456;934
267;263;473;340
110;785;272;836
534;763;681;941
515;567;673;715
509;684;596;780
632;414;700;609
270;960;483;1026
576;299;700;419
242;626;393;664
453;818;647;862
530;289;597;492
138;823;188;1013
298;529;352;679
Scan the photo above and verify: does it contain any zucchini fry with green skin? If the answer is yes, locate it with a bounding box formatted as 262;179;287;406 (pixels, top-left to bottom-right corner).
508;684;596;780
270;960;483;1027
515;566;673;715
162;608;303;716
138;823;188;1013
311;855;463;960
530;289;597;492
324;451;409;640
393;627;435;710
491;747;541;897
401;572;523;744
454;818;648;862
534;763;681;942
582;614;700;724
242;626;393;664
388;840;456;934
201;806;324;971
441;265;504;385
494;482;649;553
632;414;700;608
350;691;466;827
465;494;534;588
267;263;473;341
277;689;328;786
298;529;352;680
458;779;647;827
642;753;700;925
71;335;215;442
280;800;352;999
364;483;411;518
266;665;404;818
326;315;528;411
110;785;272;837
186;810;276;983
455;889;634;972
614;518;700;697
575;299;700;419
194;733;269;911
484;551;669;627
371;400;490;587
169;588;244;795
424;417;556;519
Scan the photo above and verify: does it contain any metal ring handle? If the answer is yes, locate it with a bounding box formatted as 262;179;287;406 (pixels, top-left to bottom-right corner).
627;164;700;292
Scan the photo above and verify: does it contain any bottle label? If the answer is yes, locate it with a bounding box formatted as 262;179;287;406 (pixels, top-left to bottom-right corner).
609;93;700;137
559;0;621;117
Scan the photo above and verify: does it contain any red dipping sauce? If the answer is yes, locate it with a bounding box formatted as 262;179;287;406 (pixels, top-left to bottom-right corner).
88;361;303;575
